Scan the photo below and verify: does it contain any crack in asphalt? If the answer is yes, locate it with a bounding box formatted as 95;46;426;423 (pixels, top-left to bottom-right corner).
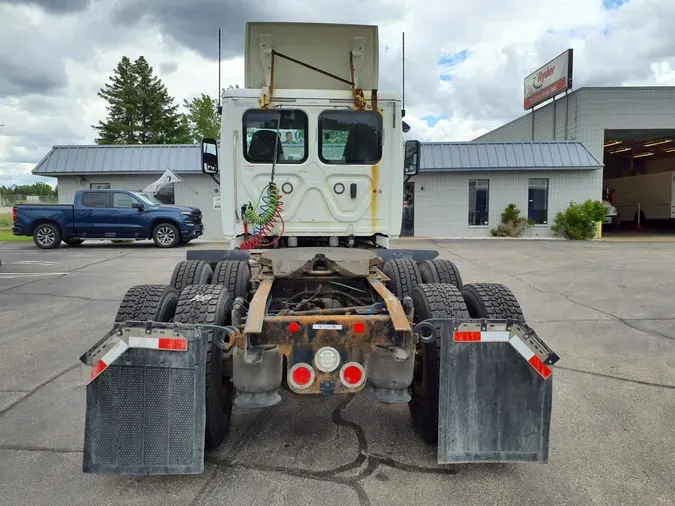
0;363;79;417
555;366;675;390
440;244;675;343
206;394;460;506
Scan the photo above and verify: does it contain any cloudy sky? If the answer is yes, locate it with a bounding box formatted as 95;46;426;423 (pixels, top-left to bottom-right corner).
1;0;674;188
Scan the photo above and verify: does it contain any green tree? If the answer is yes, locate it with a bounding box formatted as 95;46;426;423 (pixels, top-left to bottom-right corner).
94;56;190;144
182;94;220;143
94;56;138;144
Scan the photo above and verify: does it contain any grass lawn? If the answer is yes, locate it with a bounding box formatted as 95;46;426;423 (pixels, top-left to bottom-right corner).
0;231;30;242
0;213;12;228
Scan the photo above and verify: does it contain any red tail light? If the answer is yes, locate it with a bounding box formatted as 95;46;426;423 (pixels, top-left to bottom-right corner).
289;363;315;390
12;207;17;222
340;362;366;388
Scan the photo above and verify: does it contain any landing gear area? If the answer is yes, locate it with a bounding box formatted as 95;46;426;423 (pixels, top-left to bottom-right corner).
80;249;557;475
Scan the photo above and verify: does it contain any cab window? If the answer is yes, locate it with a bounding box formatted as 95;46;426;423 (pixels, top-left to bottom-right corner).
243;109;308;164
113;192;141;208
319;110;382;165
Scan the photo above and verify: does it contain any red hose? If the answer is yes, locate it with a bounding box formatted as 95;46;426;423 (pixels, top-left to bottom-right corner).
239;195;285;250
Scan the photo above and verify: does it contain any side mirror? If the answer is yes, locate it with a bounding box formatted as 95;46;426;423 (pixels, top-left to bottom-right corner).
132;202;144;211
404;140;420;176
201;138;219;174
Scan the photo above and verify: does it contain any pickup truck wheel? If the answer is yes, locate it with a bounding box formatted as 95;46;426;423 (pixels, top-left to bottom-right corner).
152;222;181;248
173;284;234;450
33;223;61;249
461;283;524;321
418;259;463;289
408;283;469;444
382;259;422;298
63;238;84;246
114;284;179;324
212;260;251;300
170;260;213;292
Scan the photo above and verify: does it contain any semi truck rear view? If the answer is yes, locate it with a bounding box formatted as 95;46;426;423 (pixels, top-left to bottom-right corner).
78;21;559;475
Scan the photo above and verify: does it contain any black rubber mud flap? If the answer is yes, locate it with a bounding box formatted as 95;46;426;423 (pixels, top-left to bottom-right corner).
416;318;557;464
82;324;206;475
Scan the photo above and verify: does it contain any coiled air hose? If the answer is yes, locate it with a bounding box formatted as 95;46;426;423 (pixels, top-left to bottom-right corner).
240;184;285;249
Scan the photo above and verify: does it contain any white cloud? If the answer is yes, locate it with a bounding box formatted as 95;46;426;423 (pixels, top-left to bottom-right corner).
1;0;675;187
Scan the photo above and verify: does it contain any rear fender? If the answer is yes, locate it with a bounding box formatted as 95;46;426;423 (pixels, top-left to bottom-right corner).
414;318;559;464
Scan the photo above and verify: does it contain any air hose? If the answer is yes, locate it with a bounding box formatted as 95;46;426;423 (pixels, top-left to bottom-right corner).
240;184;285;250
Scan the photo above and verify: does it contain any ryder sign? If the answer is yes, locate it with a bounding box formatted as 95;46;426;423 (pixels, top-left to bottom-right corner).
523;49;573;109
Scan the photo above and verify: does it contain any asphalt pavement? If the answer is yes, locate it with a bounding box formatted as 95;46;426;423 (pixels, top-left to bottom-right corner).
0;238;673;506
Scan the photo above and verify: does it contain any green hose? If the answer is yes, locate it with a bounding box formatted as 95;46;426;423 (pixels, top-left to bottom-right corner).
244;184;282;227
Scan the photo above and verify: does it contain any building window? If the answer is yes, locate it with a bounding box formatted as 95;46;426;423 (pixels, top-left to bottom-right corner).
319;110;382;164
468;179;489;226
81;191;111;208
90;183;111;189
528;178;549;224
243;109;308;164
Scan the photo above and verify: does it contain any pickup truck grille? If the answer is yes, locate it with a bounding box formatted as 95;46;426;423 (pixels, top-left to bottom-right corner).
189;211;202;225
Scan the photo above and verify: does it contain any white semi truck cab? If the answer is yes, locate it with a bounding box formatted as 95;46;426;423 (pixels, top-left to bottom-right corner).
201;22;418;249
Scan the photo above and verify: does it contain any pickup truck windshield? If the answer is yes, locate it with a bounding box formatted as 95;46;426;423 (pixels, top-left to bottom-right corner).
135;193;162;206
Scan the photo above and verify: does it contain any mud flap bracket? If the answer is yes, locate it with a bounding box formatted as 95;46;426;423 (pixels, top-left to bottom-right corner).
419;318;557;464
81;322;207;475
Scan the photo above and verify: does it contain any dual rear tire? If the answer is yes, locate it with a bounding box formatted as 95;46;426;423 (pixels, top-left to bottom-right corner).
115;260;250;451
382;258;524;443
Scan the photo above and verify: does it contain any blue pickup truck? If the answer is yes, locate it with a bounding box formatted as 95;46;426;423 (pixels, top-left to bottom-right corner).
12;189;204;249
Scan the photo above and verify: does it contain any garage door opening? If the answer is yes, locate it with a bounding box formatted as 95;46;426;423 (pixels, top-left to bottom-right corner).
603;129;675;233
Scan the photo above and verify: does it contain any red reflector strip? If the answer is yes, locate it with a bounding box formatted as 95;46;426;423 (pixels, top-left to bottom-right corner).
89;360;107;381
89;340;129;382
453;331;510;342
454;331;481;342
158;338;188;351
128;336;188;351
528;355;552;380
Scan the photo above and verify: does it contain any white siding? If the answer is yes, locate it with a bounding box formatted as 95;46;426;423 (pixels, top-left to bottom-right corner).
56;174;223;240
412;169;601;238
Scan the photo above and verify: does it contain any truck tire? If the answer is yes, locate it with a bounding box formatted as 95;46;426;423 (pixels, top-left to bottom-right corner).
114;284;179;324
461;283;524;321
63;238;84;246
382;259;422;298
174;284;234;449
212;260;251;301
170;260;213;292
418;259;463;289
408;283;470;443
33;223;61;249
152;222;181;248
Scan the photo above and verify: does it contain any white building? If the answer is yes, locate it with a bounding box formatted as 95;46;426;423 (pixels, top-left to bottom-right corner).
474;86;675;224
408;141;602;238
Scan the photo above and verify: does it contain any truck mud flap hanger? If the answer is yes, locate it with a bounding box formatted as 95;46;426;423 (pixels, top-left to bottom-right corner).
80;318;558;475
186;248;440;264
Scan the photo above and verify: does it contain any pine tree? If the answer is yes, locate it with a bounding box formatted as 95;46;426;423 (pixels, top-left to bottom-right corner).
183;94;220;143
94;56;191;144
94;56;138;144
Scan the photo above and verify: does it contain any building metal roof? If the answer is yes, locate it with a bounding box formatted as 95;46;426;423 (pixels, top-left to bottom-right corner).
32;144;202;175
419;141;603;172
